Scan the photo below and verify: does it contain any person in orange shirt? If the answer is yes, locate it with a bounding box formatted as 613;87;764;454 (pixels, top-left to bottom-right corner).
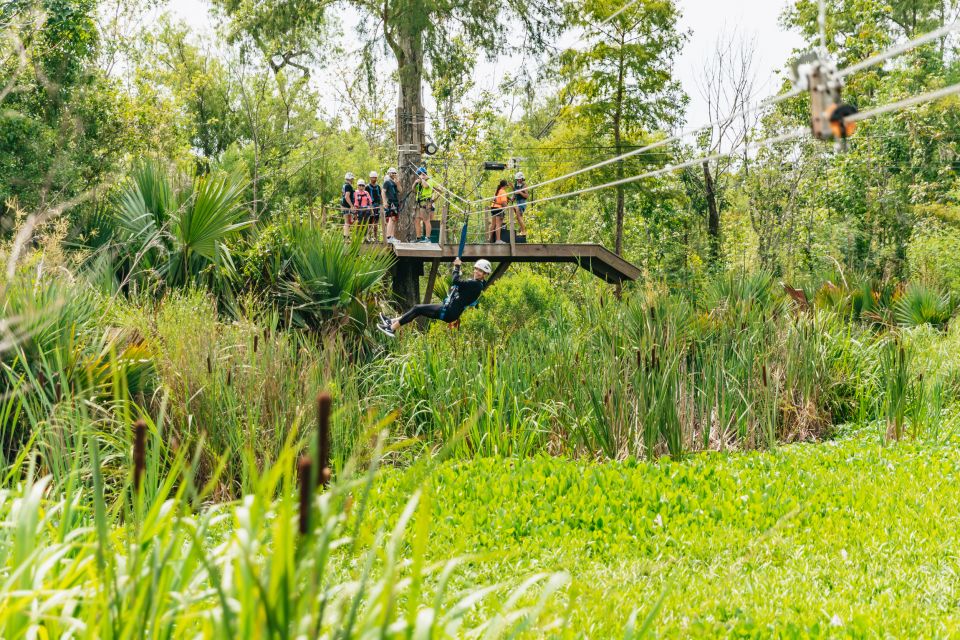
489;179;510;244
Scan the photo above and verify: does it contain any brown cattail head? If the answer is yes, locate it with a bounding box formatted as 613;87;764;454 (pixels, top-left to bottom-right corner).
226;369;232;386
637;349;643;369
253;334;259;353
651;344;659;371
762;364;768;387
298;456;312;535
133;419;147;492
206;354;212;375
317;392;332;488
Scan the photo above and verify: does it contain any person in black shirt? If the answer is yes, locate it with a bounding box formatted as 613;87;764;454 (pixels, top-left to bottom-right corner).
377;258;492;337
341;172;355;239
383;167;400;243
367;171;383;242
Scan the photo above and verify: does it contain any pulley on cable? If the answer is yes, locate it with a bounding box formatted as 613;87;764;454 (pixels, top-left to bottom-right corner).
789;51;859;150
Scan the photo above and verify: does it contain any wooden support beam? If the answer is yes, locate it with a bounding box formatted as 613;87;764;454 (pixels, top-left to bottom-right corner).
487;261;512;287
423;258;441;304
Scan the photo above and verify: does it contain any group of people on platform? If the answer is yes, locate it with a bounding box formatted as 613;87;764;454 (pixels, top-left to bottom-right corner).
340;168;400;243
340;166;531;245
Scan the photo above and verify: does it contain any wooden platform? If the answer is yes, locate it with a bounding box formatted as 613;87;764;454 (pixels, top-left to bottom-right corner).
386;242;641;285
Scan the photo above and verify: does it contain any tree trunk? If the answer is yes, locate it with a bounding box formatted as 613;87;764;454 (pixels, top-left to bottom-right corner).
387;22;425;306
613;36;626;257
703;161;720;265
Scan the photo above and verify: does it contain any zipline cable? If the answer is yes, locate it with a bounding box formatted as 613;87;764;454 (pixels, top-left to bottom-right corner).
478;78;960;213
836;19;960;79
845;82;960;123
490;127;807;211
471;18;960;206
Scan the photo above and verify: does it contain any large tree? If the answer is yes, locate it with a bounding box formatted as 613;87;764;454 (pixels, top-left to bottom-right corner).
213;0;563;304
557;0;686;257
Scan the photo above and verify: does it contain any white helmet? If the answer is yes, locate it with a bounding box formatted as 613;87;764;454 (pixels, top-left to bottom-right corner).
387;167;398;175
515;171;524;180
474;259;493;275
369;171;378;178
345;172;354;180
357;178;366;186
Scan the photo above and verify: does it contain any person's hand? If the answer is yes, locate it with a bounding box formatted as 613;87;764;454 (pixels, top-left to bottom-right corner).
453;257;462;267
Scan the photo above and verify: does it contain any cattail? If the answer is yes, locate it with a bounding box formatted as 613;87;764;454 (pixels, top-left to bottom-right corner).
761;364;768;387
651;344;659;371
253;334;259;353
133;419;147;492
637;349;643;369
226;369;232;386
298;456;312;535
206;354;212;375
317;391;332;488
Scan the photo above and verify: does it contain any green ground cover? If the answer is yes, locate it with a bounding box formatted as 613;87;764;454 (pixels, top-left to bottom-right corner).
371;435;960;637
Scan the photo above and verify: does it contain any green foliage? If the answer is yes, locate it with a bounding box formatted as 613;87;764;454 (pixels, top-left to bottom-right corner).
0;398;568;637
0;0;125;215
457;269;569;339
907;214;960;295
103;160;250;295
1;271;154;465
371;437;960;635
243;220;395;332
894;281;956;328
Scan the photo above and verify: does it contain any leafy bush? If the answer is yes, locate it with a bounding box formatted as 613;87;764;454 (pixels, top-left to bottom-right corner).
242;220;394;333
97;160;250;297
894;281;956;329
457;269;570;339
907;214;960;295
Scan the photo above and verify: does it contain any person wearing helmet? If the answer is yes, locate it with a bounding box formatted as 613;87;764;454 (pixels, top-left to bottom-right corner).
512;171;529;237
341;172;356;239
377;258;492;337
414;166;437;243
367;171;383;242
354;179;373;233
383;168;400;243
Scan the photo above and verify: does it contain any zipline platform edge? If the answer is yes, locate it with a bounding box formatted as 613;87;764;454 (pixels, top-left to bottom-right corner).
384;242;641;285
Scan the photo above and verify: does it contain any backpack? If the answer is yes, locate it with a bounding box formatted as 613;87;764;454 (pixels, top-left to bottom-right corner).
355;190;372;208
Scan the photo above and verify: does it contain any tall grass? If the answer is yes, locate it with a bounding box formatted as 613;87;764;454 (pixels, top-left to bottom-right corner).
0;385;569;637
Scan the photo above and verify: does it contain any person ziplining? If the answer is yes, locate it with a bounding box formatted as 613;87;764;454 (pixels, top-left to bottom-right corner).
377;257;492;338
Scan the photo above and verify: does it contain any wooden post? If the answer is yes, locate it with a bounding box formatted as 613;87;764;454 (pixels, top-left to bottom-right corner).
423;259;440;304
440;161;449;246
440;201;449;246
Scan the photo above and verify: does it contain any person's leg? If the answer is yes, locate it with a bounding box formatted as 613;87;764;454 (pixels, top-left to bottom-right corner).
424;204;433;241
516;204;527;234
386;212;396;240
494;214;503;242
343;210;352;238
415;205;425;239
391;304;445;330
